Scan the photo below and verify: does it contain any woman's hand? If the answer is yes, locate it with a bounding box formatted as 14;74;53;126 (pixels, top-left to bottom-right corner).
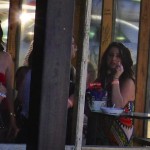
113;62;124;79
0;83;7;103
7;115;19;141
68;95;75;108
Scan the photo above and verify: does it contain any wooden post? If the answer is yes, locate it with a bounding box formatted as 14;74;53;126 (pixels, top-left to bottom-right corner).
72;0;86;68
7;0;22;62
135;0;150;137
73;1;92;149
27;0;75;149
99;0;114;63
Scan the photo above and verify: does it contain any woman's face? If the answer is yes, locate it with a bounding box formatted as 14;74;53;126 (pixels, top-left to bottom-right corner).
107;47;122;69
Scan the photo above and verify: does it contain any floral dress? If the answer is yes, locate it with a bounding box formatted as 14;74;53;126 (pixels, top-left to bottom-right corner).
100;77;135;146
107;101;134;146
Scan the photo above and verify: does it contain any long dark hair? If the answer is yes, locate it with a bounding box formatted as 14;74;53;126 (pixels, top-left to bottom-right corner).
0;21;4;51
28;48;34;68
97;42;135;85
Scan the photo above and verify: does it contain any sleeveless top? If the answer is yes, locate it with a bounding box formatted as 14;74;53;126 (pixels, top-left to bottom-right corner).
107;101;134;146
102;79;134;146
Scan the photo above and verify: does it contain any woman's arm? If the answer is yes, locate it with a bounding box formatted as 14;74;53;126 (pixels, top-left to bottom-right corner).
111;62;135;108
111;78;135;108
5;52;18;136
68;94;75;108
5;53;15;117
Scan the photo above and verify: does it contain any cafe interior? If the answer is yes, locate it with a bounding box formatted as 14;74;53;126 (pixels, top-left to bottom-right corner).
0;0;150;149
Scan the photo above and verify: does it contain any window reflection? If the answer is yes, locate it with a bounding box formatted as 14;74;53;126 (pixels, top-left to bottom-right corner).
0;0;36;66
89;0;141;76
0;0;9;45
114;0;140;69
89;0;102;77
19;0;36;66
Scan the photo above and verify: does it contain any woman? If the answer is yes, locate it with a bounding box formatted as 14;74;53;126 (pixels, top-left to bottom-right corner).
0;21;18;141
96;42;135;146
86;42;135;146
15;37;77;143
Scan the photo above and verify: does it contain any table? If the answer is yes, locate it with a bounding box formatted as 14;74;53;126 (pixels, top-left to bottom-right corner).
120;112;150;119
91;110;150;120
86;110;150;145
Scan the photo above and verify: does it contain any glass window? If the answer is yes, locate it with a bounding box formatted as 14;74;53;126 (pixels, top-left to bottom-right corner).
113;0;140;72
88;0;102;84
0;0;36;66
0;0;9;49
18;0;36;66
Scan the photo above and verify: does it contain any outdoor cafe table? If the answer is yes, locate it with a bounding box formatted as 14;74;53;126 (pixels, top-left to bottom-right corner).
92;111;150;119
86;110;150;145
120;112;150;119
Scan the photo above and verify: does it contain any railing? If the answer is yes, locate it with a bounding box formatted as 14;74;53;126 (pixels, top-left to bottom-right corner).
0;144;149;150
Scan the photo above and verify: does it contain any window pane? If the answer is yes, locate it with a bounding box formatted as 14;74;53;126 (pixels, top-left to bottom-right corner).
113;0;140;72
18;0;36;66
88;0;102;85
0;0;9;49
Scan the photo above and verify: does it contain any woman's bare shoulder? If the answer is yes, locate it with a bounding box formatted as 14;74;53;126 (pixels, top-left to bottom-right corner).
2;51;12;57
122;78;135;91
0;52;13;70
0;51;13;62
124;78;135;85
122;78;135;102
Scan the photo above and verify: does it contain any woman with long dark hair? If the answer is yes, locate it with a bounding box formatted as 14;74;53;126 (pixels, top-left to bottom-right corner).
86;42;135;146
97;42;135;146
97;42;135;107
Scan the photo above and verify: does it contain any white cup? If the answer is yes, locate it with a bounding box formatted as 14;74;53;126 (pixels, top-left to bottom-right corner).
90;101;107;111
